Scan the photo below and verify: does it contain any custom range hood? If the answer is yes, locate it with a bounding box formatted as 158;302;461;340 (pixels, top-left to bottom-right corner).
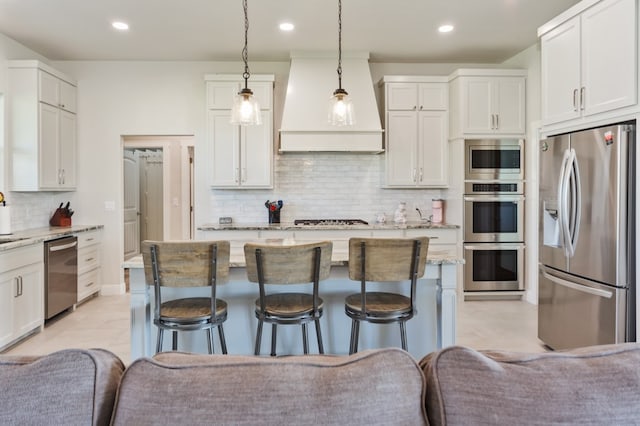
279;52;383;153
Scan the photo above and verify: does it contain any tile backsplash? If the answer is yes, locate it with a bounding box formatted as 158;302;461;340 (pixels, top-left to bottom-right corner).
5;192;58;232
206;153;446;224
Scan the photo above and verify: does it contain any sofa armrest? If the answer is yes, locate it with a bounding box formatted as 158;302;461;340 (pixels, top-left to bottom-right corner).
420;343;640;425
112;348;427;425
0;348;125;426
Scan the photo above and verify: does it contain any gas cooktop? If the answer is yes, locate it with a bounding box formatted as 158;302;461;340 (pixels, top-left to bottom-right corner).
294;219;369;226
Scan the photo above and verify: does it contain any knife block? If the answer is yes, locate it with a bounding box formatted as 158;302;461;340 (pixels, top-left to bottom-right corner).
50;208;72;227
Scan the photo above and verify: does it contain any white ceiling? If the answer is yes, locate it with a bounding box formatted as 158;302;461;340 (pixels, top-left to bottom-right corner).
0;0;581;63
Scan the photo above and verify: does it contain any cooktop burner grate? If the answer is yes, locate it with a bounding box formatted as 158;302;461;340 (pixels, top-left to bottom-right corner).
294;219;369;226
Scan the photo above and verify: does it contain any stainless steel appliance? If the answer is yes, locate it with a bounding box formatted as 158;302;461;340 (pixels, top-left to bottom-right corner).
465;138;524;181
539;122;636;350
464;182;525;243
464;243;525;291
44;236;78;319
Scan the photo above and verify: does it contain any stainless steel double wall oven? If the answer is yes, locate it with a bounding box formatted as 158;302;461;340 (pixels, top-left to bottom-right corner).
463;139;525;292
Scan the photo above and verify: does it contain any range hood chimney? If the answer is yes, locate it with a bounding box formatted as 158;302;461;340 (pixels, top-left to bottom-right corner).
279;52;384;153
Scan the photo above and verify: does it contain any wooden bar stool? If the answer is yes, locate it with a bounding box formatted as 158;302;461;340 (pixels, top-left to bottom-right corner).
142;240;230;354
244;241;332;356
345;237;429;354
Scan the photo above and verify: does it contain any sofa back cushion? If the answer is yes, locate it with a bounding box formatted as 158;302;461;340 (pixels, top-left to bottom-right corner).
112;348;427;425
0;348;124;426
420;343;640;425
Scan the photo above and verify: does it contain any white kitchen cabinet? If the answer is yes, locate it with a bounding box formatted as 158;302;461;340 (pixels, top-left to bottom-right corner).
8;60;77;191
0;243;44;351
448;69;526;138
540;0;636;127
205;75;275;189
381;78;449;188
76;230;103;302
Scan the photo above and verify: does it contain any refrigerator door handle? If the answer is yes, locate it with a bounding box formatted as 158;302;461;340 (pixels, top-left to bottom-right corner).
558;148;572;254
541;268;613;299
569;150;582;252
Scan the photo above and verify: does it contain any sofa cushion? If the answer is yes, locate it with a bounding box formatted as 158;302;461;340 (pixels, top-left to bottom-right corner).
420;343;640;425
0;348;125;426
112;348;427;425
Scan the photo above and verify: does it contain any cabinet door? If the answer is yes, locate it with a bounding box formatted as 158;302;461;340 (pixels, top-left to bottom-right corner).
13;263;44;337
461;78;493;134
541;16;582;125
59;110;77;189
241;110;273;187
494;77;525;134
251;82;274;111
417;111;448;187
38;70;59;107
581;0;637;117
206;82;239;109
386;111;418;186
39;103;61;189
59;80;77;113
0;273;16;348
386;83;418;110
418;83;448;111
208;110;240;187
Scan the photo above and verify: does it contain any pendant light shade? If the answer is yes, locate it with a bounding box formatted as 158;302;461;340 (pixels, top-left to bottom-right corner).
328;0;354;126
231;0;261;126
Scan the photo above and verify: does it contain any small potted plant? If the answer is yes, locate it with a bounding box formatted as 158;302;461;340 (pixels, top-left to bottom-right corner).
265;200;283;224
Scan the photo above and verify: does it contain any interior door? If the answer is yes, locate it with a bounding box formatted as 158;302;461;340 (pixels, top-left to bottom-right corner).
123;150;140;259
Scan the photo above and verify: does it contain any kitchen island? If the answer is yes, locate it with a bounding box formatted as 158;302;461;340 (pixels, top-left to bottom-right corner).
126;225;461;360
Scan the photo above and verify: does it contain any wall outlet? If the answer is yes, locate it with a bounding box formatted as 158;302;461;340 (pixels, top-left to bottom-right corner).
219;216;232;224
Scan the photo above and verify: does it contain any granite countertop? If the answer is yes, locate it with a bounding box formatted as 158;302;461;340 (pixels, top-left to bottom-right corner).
198;221;459;231
0;225;104;252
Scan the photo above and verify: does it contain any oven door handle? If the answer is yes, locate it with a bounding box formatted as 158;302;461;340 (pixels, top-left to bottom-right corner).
541;268;612;299
464;244;525;251
463;195;525;202
49;240;78;252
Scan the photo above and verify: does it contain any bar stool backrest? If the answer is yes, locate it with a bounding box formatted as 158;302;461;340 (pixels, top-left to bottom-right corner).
141;241;230;288
244;241;333;284
348;237;429;282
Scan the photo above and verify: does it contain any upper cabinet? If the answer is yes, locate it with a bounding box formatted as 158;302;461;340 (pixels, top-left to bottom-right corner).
204;75;274;189
381;77;449;188
540;0;637;130
448;69;526;139
8;60;77;191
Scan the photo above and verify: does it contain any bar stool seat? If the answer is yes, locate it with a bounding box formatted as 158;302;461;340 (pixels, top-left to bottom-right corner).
160;298;228;324
244;240;333;356
345;237;429;354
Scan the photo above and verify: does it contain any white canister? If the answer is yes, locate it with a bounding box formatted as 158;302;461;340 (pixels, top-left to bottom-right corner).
431;199;444;224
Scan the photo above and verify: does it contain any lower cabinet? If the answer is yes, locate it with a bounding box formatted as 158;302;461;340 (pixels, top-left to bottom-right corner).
77;230;102;302
0;243;44;350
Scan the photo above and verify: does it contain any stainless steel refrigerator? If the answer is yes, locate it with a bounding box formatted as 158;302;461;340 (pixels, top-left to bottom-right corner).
538;122;636;350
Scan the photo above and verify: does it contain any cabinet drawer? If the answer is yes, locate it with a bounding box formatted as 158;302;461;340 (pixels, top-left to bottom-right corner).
77;268;101;302
405;228;457;245
78;246;100;275
77;230;102;248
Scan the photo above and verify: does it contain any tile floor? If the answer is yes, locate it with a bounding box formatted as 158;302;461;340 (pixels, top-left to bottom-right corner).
4;292;546;365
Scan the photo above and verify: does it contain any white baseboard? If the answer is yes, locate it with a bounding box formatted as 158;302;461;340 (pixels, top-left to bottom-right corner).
100;282;126;295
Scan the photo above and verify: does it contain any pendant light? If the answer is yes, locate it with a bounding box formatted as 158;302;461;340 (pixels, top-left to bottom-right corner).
231;0;261;126
328;0;354;126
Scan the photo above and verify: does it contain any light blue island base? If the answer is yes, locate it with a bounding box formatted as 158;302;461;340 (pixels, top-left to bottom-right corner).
125;249;459;360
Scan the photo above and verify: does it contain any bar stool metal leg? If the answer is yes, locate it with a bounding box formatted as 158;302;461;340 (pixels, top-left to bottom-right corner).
302;323;309;355
399;321;408;351
157;328;164;353
218;325;228;354
255;320;264;355
314;319;324;354
349;319;357;355
270;324;278;356
353;320;360;353
206;328;214;354
172;331;178;351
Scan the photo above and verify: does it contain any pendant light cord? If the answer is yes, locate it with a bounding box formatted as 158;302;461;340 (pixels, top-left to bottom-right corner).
242;0;250;90
336;0;343;91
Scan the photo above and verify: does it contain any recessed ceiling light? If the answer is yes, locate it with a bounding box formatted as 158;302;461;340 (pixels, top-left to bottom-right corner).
112;21;129;31
279;22;295;31
438;24;454;33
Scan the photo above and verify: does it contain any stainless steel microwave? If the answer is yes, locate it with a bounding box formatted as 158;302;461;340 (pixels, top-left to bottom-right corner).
465;139;524;181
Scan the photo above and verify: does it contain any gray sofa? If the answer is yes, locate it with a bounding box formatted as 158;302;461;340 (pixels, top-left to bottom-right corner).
2;343;640;425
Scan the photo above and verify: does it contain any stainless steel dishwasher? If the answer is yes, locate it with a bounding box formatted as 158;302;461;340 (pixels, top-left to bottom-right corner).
44;236;78;319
